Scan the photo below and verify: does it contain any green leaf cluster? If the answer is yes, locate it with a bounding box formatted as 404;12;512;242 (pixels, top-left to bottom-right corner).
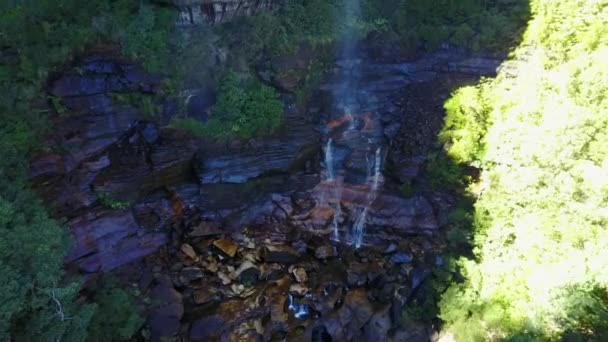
87;281;145;342
220;0;389;64
364;0;530;51
438;1;608;340
173;71;283;140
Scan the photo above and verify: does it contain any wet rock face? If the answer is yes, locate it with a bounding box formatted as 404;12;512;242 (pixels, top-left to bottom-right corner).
30;52;199;272
66;210;168;273
169;0;277;26
194;106;319;185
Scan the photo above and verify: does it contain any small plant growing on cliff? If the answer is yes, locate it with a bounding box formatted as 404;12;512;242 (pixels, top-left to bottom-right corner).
97;192;130;210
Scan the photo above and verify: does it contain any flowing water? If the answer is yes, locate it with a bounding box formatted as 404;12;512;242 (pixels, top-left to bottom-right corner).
350;147;383;248
323;138;343;241
318;0;387;248
287;293;311;319
324;139;335;181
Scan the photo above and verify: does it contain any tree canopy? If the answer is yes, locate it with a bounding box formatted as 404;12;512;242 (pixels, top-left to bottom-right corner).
438;0;608;340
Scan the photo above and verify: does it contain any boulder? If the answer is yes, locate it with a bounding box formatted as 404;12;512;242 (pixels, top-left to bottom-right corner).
234;261;260;285
363;305;392;341
213;239;239;257
390;252;414;265
315;245;337;259
190;315;224;341
148;280;184;341
263;245;300;264
180;267;204;284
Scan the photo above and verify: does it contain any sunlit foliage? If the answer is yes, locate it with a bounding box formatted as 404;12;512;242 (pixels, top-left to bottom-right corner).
439;0;608;340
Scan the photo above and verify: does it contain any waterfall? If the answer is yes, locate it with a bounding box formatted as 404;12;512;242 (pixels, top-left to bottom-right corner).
372;147;382;190
352;207;368;249
324;139;335;181
324;138;343;241
351;147;382;248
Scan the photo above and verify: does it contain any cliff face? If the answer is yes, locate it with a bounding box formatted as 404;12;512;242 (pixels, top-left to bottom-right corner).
168;0;277;25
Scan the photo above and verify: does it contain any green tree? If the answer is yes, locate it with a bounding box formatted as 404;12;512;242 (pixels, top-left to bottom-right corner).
0;1;175;340
438;0;608;340
184;71;284;140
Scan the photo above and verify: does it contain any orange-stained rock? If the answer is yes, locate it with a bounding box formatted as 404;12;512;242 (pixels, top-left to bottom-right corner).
213;239;238;258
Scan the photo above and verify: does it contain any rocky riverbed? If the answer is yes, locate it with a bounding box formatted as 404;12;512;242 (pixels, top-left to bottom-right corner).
29;44;494;341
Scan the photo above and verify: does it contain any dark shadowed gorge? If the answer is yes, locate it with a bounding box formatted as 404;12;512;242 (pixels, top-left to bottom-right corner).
1;1;607;341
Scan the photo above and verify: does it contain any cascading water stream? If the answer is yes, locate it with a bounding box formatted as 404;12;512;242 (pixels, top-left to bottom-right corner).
324;139;335;181
351;147;383;248
323;138;343;241
319;0;386;248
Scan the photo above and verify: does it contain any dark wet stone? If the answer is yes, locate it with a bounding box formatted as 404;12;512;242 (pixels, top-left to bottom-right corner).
50;74;109;97
411;267;432;291
80;58;119;74
383;243;398;254
193;286;220;305
189;221;223;237
263;245;300;264
190;315;224;341
180;267;204;284
312;325;333;342
343;289;374;331
50;61;160;97
140;122;159;144
238;267;261;286
315;245;336;259
363;305;392;341
292;239;308;254
66;210;168;272
390;252;413;264
62;94;113;114
148;281;183;341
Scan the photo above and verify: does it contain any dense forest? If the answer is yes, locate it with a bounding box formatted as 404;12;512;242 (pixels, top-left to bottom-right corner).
0;0;606;341
438;0;608;340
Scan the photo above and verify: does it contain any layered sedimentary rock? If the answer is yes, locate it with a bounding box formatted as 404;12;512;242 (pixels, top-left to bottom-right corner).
30;52;197;272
